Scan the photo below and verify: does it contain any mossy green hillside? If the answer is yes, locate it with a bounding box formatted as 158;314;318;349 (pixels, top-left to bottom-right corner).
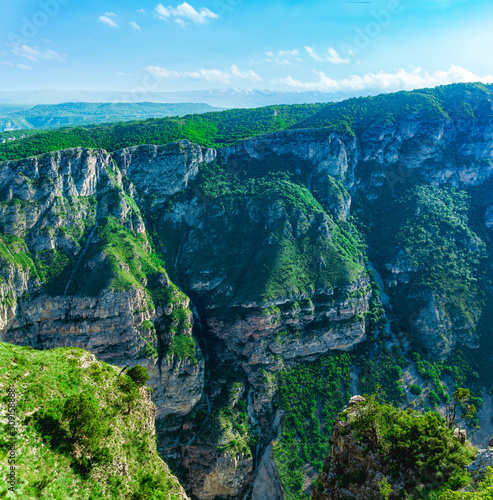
157;162;365;305
0;342;186;499
0;104;325;162
356;182;488;349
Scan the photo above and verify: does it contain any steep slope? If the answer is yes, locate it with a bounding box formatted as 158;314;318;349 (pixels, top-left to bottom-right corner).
1;83;493;499
0;342;188;499
0;145;206;430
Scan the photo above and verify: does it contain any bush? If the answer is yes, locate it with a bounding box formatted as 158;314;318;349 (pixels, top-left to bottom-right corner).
349;396;476;495
410;384;422;396
62;393;102;450
127;365;150;387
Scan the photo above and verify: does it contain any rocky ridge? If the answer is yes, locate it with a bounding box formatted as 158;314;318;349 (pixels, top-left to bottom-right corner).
1;106;493;498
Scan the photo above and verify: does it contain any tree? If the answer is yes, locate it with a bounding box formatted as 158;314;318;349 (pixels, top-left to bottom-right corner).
62;393;103;450
127;365;150;387
445;387;476;429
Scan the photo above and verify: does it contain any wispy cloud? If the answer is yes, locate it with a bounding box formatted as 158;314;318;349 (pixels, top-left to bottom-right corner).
1;61;32;70
137;9;146;14
266;49;301;66
147;64;261;84
281;65;493;92
305;46;323;62
154;2;218;26
305;46;349;65
327;47;349;65
10;44;65;63
99;15;119;28
129;21;141;31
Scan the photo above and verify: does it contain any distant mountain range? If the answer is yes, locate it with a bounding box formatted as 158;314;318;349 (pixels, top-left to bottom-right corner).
0;88;348;109
0;101;223;132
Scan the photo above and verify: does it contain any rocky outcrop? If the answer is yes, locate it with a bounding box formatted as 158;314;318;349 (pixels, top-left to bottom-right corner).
113;141;216;209
179;446;253;499
468;449;493;482
251;443;284;500
0;147;205;430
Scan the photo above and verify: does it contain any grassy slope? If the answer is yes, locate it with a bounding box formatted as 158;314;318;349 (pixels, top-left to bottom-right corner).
0;342;186;500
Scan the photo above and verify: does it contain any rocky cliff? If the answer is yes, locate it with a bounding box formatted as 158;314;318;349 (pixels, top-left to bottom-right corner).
2;87;493;498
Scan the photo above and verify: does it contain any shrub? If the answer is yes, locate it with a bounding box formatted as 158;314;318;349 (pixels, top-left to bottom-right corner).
128;365;150;387
410;384;422;396
62;393;102;450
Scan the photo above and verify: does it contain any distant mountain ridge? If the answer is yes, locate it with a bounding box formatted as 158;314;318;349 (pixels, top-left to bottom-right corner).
0;88;347;108
0;101;223;132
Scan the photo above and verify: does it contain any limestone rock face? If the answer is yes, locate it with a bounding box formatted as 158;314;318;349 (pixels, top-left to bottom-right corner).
251;443;284;500
113;141;216;209
4;109;493;499
0;147;205;430
468;449;493;482
313;398;389;500
180;446;253;499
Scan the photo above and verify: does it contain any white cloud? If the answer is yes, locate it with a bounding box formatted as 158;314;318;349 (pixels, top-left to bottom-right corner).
154;2;218;26
129;21;141;31
117;72;132;76
147;66;181;79
99;16;119;28
104;12;117;17
305;46;349;64
327;47;349;65
1;61;32;70
230;65;262;81
305;46;323;62
137;9;146;14
10;44;65;63
280;65;493;93
266;49;301;66
184;68;232;83
146;64;262;84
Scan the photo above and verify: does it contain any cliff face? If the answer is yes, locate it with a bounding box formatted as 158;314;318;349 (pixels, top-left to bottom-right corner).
0;145;205;428
1;112;493;498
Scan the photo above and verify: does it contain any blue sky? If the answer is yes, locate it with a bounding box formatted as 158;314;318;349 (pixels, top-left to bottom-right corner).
1;0;493;95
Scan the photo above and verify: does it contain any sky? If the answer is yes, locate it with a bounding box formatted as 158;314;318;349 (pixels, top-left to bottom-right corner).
1;0;493;96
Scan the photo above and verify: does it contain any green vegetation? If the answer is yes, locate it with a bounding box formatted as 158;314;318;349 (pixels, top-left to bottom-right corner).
158;160;365;304
296;82;493;134
196;380;252;460
356;181;488;352
127;366;150;387
0;234;38;275
338;396;476;498
439;468;493;499
0;342;185;499
273;352;353;499
167;335;197;364
0;104;324;161
0;102;221;131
